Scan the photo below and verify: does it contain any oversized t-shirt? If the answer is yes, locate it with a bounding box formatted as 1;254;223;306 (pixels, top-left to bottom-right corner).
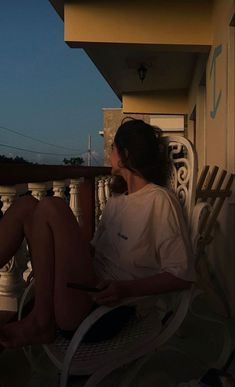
91;183;195;282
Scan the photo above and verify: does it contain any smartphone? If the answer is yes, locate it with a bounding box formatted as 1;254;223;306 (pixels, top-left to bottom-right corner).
67;282;102;292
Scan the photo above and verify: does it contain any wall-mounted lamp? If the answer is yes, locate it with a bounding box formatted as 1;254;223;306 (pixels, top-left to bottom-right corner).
138;64;147;83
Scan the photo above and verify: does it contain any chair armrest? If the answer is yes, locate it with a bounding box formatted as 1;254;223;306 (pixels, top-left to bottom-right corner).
56;290;192;370
46;298;144;376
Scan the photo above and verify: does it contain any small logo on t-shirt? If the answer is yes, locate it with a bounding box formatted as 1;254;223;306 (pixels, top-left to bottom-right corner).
117;232;128;240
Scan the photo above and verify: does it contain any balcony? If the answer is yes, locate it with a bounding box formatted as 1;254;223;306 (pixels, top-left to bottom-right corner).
0;162;234;387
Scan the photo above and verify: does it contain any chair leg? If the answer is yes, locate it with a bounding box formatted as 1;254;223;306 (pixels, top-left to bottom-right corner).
82;370;113;387
82;364;126;387
81;356;149;387
118;356;152;387
59;369;69;387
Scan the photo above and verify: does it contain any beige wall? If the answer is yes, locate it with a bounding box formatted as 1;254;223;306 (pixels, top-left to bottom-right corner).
205;0;234;171
123;90;188;115
188;0;235;317
206;0;234;316
64;0;212;46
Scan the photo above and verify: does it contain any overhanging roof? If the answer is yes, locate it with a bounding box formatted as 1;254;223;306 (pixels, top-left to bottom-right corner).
49;0;211;104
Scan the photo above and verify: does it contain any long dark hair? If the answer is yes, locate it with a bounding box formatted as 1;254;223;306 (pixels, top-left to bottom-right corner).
111;118;169;194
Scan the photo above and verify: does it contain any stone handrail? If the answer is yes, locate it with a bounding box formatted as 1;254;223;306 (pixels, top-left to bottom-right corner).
0;164;111;312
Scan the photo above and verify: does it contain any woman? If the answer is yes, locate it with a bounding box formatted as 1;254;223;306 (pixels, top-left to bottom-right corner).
0;118;194;348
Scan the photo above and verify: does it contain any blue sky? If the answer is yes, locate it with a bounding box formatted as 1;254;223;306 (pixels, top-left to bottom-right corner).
0;1;120;165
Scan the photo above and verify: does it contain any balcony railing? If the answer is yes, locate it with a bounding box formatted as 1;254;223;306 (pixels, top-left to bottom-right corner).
0;163;111;312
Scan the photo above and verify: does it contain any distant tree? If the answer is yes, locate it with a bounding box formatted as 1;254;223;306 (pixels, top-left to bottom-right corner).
63;156;84;166
0;155;33;164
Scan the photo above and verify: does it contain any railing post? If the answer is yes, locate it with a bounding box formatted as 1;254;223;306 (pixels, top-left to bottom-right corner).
69;179;82;224
98;177;106;212
96;176;110;224
0;185;28;311
53;180;68;200
104;177;111;201
28;182;51;201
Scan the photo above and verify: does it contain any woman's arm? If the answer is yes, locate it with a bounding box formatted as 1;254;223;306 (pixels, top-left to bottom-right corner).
92;273;192;306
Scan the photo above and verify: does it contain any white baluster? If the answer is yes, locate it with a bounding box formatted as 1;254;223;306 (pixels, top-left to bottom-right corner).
98;177;106;216
69;179;82;224
1;193;15;213
0;184;28;311
104;177;111;202
53;180;68;199
28;182;51;201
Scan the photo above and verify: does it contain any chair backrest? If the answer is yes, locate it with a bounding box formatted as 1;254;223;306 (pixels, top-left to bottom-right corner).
97;135;198;240
164;135;198;233
196;165;234;244
165;138;234;264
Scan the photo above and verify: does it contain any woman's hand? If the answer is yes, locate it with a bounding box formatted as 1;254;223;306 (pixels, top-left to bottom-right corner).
91;280;126;306
88;273;191;307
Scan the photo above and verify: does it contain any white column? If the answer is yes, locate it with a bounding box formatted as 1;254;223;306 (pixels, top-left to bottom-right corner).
95;176;111;225
69;179;82;224
53;180;68;199
28;181;51;201
97;177;106;222
104;177;111;201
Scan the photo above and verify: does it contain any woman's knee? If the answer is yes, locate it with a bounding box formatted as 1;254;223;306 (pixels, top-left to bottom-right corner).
20;194;38;207
38;196;66;210
36;196;72;220
13;195;38;220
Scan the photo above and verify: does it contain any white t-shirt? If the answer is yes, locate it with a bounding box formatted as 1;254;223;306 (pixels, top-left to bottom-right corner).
91;183;195;282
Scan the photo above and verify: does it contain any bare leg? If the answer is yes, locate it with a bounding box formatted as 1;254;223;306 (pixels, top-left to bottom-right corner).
0;195;38;267
0;196;97;347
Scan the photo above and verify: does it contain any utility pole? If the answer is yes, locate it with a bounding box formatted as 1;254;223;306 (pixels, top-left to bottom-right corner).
87;134;91;166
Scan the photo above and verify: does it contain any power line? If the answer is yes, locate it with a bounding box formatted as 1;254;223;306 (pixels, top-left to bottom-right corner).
0;125;82;152
0;142;81;157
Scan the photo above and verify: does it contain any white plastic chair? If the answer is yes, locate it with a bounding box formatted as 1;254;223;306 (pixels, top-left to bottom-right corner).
18;135;205;387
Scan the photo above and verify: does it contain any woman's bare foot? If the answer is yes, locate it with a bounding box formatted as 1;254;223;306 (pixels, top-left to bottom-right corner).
0;311;56;348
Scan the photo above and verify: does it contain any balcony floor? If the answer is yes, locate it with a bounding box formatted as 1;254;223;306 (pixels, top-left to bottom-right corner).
0;296;235;387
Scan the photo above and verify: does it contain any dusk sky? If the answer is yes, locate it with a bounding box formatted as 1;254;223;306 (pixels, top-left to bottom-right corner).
0;1;120;165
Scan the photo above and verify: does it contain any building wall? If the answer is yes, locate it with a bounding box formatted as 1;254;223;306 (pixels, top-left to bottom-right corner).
188;0;235;317
188;0;235;175
64;0;212;46
207;0;235;318
123;90;188;115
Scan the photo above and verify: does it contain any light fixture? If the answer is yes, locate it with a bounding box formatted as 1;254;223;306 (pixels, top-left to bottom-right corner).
138;64;147;83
